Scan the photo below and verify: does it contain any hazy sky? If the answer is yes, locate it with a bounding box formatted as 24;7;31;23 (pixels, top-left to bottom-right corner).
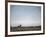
10;5;41;27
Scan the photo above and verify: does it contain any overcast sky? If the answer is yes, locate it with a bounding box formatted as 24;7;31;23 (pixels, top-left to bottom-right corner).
10;5;41;27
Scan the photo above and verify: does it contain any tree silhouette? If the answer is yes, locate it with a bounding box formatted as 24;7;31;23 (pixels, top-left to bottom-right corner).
18;24;22;27
20;24;21;27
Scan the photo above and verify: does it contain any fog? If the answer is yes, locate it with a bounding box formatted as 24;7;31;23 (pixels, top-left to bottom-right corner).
10;5;41;27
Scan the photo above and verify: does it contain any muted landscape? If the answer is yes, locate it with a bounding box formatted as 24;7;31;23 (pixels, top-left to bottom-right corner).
10;5;41;32
10;25;41;32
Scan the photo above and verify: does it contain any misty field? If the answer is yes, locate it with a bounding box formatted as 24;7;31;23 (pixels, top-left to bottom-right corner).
10;25;41;32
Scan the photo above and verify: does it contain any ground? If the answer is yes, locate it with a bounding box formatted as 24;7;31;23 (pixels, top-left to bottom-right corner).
10;26;41;32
